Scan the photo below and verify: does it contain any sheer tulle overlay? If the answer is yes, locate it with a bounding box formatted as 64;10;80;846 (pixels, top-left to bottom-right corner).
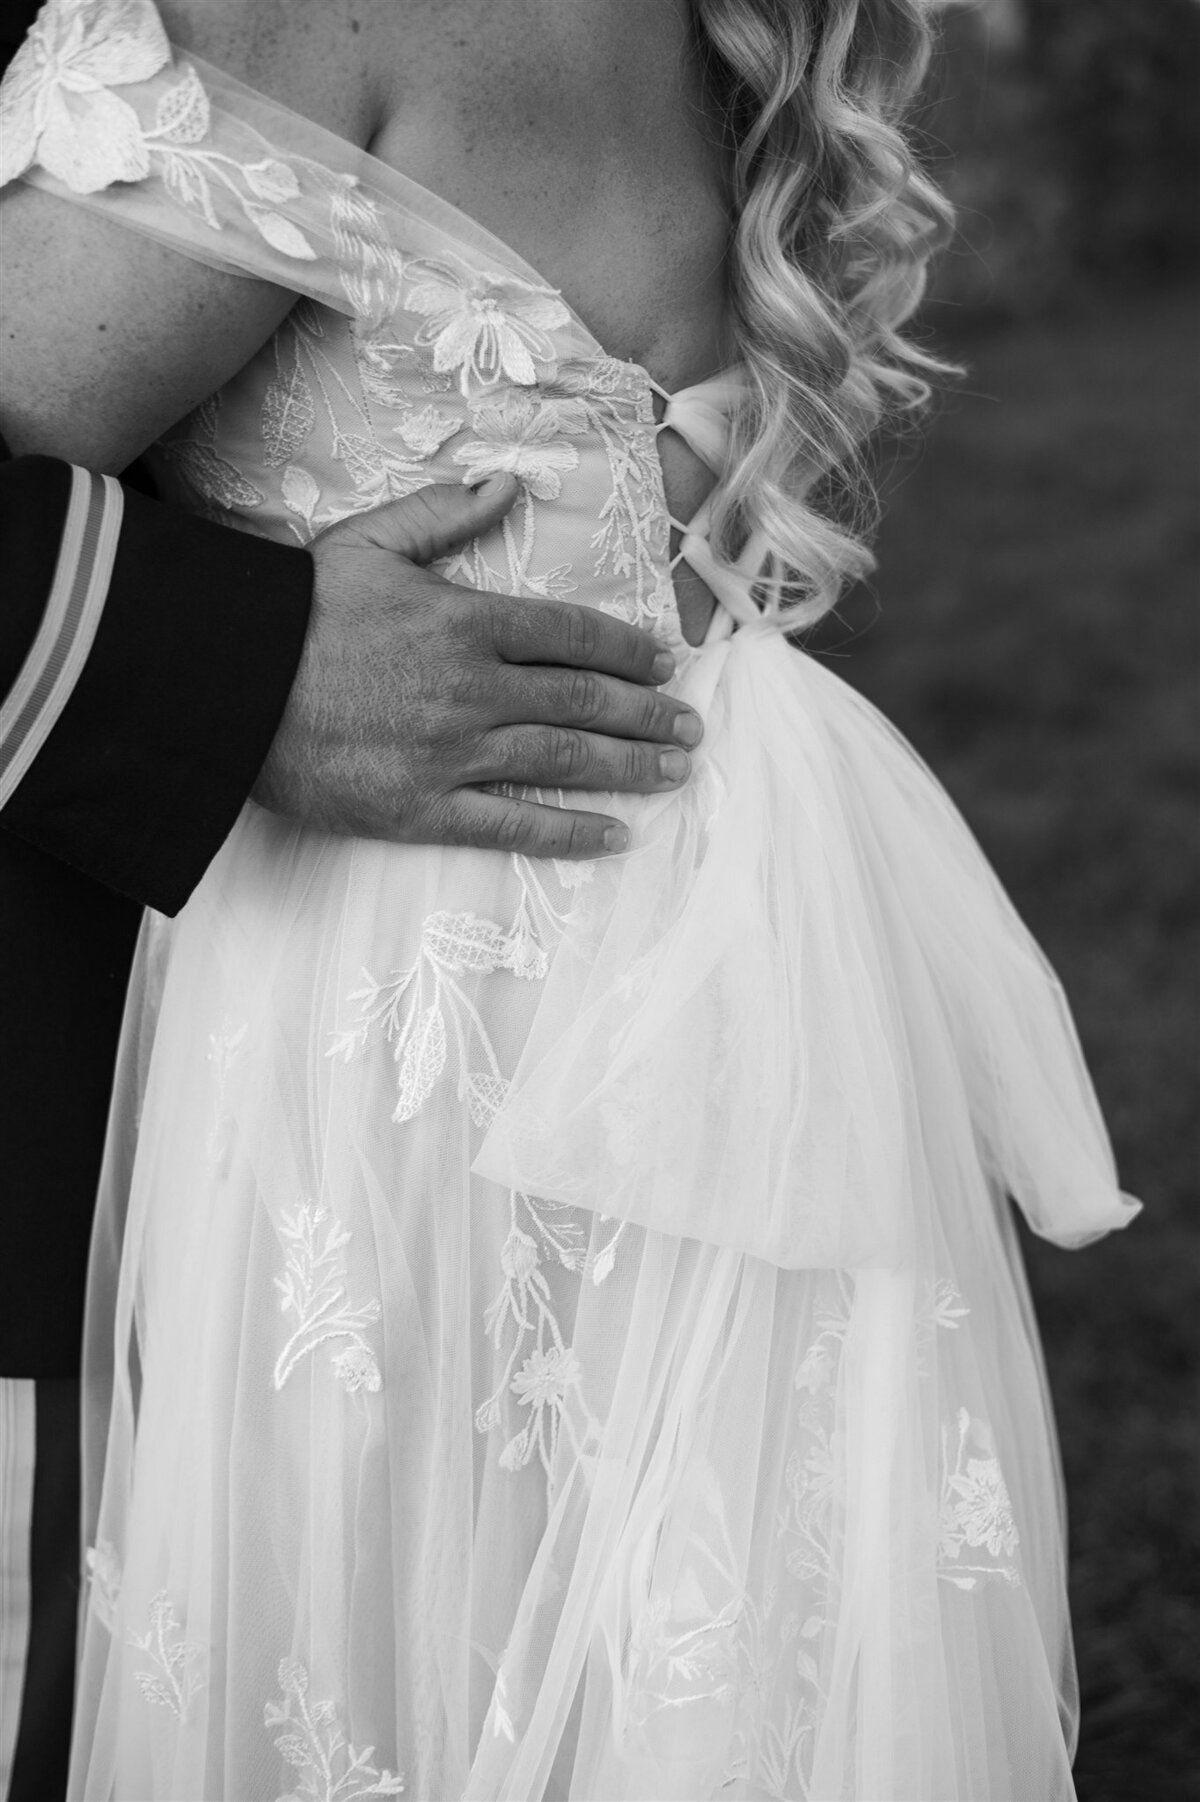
2;8;1137;1798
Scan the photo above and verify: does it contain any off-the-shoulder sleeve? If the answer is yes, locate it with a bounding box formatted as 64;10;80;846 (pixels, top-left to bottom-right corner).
0;0;413;322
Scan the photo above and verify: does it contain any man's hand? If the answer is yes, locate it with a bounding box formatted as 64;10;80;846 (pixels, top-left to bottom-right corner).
252;476;703;857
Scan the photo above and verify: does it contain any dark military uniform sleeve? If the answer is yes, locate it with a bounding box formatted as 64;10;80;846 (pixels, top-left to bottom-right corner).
0;454;313;912
0;454;313;1374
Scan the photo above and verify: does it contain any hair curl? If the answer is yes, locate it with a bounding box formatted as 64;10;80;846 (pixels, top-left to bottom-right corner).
693;0;955;627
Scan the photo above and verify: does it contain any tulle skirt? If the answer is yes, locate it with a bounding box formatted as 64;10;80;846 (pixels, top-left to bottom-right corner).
69;620;1138;1801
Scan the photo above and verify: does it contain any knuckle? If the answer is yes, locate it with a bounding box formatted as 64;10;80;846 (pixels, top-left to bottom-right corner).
435;657;483;714
546;726;588;783
490;801;532;854
436;797;485;850
564;605;601;666
566;668;603;723
636;689;671;739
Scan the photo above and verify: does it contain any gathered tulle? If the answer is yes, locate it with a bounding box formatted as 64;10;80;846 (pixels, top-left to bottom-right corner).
476;618;1137;1267
71;616;1136;1801
10;17;1138;1796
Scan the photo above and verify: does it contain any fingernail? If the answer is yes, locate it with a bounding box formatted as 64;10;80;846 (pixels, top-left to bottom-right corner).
672;710;702;748
651;650;676;683
603;823;630;853
473;474;509;497
660;749;689;783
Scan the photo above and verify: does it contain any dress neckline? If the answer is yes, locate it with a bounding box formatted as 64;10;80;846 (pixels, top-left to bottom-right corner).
357;125;740;404
197;55;740;405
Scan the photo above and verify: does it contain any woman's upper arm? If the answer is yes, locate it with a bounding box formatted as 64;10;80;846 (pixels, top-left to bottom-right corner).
0;0;386;471
0;187;296;470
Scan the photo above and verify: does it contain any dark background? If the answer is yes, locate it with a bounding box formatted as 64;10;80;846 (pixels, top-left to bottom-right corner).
815;3;1199;1794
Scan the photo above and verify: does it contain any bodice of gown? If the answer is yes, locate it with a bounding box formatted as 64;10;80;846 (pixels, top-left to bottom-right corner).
3;6;752;647
3;2;1139;1268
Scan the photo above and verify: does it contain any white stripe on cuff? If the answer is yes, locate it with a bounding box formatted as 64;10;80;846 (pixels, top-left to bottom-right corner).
0;1379;36;1794
0;465;125;809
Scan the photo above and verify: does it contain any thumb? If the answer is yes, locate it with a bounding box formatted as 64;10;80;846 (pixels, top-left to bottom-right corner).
318;474;520;565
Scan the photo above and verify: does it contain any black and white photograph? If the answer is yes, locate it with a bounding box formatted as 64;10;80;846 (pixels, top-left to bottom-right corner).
0;1;1195;1798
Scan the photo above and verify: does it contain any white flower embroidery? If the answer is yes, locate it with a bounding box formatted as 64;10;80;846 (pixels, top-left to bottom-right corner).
273;1203;383;1394
0;0;169;191
264;1657;405;1800
328;908;550;1125
453;392;584;501
330;1345;381;1393
476;1190;613;1492
498;1339;589;1474
939;1409;1021;1583
128;1591;206;1720
0;14;327;262
405;260;570;390
510;1343;582;1412
391;405;462;458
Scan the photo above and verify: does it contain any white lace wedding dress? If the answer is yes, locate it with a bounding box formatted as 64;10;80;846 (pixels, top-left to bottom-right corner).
2;6;1139;1799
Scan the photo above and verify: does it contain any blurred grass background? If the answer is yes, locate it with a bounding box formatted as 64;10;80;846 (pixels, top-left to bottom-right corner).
811;3;1198;1794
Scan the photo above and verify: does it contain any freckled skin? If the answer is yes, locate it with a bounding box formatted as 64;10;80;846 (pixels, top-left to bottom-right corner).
3;0;732;639
363;2;733;639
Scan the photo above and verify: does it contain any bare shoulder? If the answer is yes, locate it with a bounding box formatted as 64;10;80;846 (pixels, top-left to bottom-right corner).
0;0;401;469
155;0;398;147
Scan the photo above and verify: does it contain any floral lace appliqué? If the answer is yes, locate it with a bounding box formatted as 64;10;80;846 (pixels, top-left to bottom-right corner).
328;903;551;1126
0;0;171;192
475;1190;613;1491
129;1590;206;1720
938;1408;1021;1587
453;389;585;501
273;1202;383;1394
1;0;323;262
405;257;570;391
265;1657;405;1801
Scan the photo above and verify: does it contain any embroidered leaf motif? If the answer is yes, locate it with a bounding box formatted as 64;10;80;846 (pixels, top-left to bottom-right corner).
337;432;386;490
262;361;316;468
165;441;265;509
393;1004;447;1123
152;65;210;145
264;1657;405;1798
158;148;220;229
244;156;302;203
189;391;221;443
466;1072;509;1129
281;465;321;529
273;1202;383;1394
589;1239;617;1285
421;911;510;974
244;204;317;261
128;1591;205;1721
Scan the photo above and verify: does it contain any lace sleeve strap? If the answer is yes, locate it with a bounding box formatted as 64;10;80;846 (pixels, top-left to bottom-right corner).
0;0;411;323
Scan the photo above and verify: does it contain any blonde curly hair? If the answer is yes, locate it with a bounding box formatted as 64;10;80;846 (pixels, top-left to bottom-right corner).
694;0;954;627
